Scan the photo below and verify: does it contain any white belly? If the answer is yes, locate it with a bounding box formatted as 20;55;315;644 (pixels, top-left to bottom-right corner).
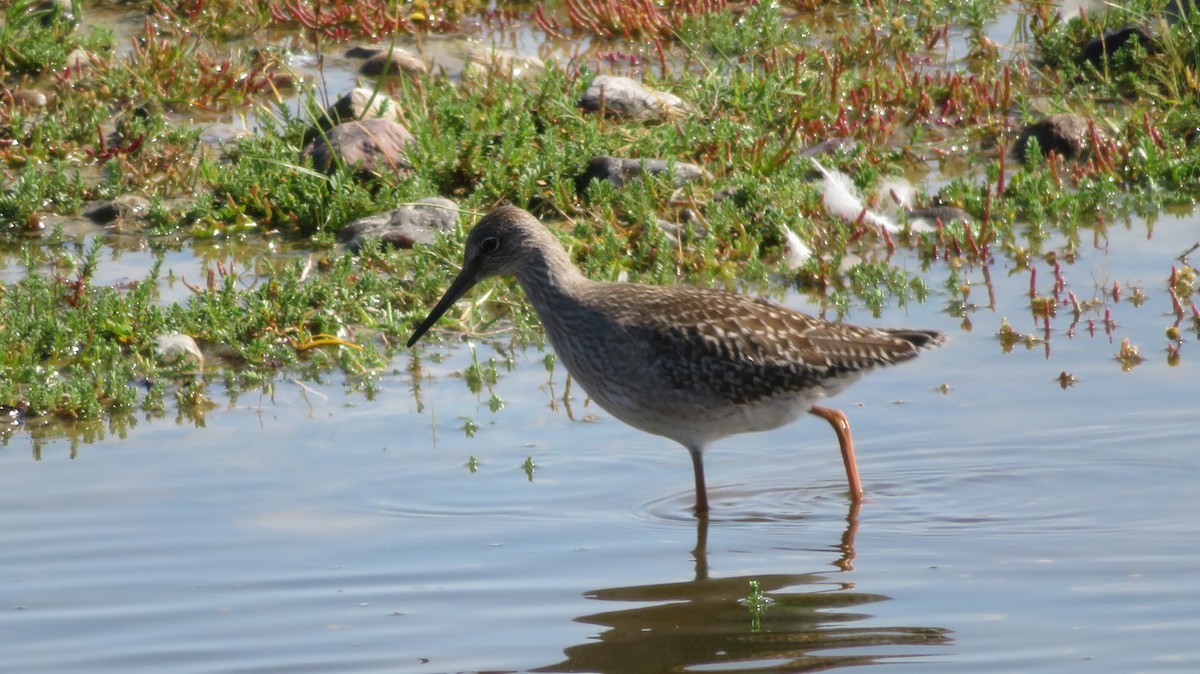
583;381;821;451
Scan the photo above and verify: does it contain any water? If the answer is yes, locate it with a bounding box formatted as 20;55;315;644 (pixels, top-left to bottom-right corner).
2;213;1199;672
5;1;1200;669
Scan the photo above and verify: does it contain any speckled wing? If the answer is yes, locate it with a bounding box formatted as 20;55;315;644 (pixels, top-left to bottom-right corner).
602;285;938;405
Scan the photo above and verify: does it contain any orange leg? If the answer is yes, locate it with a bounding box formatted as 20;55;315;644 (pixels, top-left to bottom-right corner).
809;405;863;501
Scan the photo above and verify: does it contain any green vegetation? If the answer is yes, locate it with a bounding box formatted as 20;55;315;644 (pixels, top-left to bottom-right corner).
3;0;1200;438
744;579;770;632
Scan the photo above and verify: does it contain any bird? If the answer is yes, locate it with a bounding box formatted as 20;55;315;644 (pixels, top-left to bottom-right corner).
407;205;945;516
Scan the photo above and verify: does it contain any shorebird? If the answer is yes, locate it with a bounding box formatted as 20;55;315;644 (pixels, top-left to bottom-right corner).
407;205;945;516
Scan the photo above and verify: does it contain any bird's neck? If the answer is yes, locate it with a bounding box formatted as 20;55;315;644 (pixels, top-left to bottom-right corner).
514;246;592;313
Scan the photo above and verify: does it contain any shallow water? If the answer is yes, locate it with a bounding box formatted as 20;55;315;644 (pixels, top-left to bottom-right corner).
6;1;1200;670
3;214;1199;672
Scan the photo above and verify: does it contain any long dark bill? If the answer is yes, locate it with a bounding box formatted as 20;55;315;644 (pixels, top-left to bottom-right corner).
406;260;481;348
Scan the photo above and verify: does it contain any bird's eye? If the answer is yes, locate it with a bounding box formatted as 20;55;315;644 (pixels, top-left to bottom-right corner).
480;236;500;253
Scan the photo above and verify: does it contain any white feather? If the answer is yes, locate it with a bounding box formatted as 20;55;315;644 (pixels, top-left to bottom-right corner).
782;226;812;269
812;160;899;233
874;176;936;233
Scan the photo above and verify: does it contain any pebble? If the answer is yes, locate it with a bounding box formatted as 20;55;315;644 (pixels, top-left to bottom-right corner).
358;46;428;77
304;88;405;145
301;118;416;180
84;195;152;231
1014;113;1100;161
578;75;688;121
12;89;47;108
576;155;708;194
1080;25;1159;67
338;197;458;252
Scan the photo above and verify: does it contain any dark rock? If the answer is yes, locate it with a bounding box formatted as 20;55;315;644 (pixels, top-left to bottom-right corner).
579;75;687;120
1013;113;1098;161
34;0;75;26
359;46;427;77
711;186;748;205
345;45;384;59
301;118;416;180
576;156;708;194
339;197;458;252
85;195;151;229
1081;25;1160;67
337;212;390;249
1168;0;1198;23
304;88;404;146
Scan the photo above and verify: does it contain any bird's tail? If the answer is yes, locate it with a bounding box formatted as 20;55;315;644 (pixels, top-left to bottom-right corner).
885;329;947;351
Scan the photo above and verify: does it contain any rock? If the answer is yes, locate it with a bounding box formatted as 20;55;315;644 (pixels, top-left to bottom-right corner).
579;75;687;120
84;195;152;230
358;46;428;77
576;156;708;194
304;87;404;145
1168;0;1198;22
64;47;95;72
34;0;75;26
462;46;545;82
339;197;458;252
654;214;707;247
712;186;747;205
1013;113;1099;161
1081;25;1159;67
301;118;416;180
345;45;383;59
11;89;47;108
337;212;391;249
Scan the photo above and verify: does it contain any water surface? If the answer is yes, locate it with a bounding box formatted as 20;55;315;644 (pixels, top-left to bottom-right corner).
3;216;1199;672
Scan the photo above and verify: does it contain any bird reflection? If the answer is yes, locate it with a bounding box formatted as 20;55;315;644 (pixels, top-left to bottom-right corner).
693;497;859;581
537;501;950;674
